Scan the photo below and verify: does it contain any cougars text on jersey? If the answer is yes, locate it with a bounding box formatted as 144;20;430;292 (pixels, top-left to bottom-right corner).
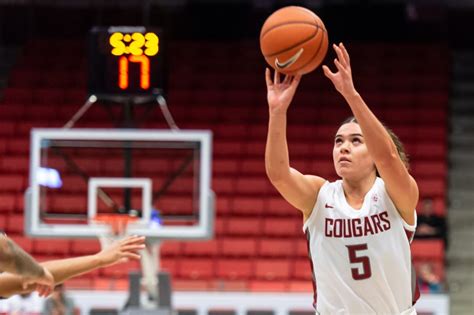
324;211;391;238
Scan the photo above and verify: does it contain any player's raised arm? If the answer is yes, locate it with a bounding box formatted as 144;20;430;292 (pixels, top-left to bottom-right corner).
265;68;326;218
0;235;145;298
323;43;418;224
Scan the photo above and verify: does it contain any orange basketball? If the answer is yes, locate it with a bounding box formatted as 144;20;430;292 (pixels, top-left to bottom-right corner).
260;6;329;76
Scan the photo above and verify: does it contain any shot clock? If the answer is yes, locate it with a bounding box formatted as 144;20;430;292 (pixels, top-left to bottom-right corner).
88;26;165;97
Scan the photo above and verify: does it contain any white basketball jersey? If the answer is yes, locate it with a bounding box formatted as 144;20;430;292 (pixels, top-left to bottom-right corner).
303;177;419;315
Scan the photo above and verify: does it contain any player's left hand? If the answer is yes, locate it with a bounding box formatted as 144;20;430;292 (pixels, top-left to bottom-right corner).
322;43;357;99
96;235;146;267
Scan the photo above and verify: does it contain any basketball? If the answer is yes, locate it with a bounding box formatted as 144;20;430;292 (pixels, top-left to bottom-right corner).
260;6;329;75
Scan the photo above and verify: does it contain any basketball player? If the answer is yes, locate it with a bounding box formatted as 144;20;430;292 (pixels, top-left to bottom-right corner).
0;234;145;298
265;43;419;314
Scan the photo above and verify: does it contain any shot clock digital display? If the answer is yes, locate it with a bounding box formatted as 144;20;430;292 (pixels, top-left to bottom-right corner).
88;26;165;97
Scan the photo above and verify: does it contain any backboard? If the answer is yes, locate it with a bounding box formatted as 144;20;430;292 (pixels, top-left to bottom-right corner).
25;128;214;241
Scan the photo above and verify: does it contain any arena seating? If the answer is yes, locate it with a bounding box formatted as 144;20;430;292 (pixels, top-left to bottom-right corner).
0;39;448;291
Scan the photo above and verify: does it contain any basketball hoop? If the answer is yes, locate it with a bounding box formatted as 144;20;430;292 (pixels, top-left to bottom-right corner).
92;213;139;249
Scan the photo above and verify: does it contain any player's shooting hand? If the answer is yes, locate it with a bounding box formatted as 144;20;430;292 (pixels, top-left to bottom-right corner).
265;68;302;115
22;267;54;297
323;43;357;100
96;235;145;267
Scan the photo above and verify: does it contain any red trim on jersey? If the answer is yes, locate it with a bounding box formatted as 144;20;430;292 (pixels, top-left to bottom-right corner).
411;262;421;305
305;228;318;309
406;228;421;305
413;276;421;305
404;229;415;243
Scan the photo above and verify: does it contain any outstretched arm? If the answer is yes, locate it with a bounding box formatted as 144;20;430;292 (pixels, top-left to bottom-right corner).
323;43;418;225
265;68;326;218
0;235;145;298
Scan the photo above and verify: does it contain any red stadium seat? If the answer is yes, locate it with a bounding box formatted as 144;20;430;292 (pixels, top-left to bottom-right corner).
0;214;8;231
5;138;30;154
212;177;235;195
161;257;179;275
0;104;24;120
216;259;254;280
182;239;219;257
0;155;29;173
293;259;313;281
226;217;262;236
249;280;287;291
179;259;215;280
214;197;231;217
417;179;446;198
0;121;16;136
295;239;309;258
287;280;313;292
258;238;293;257
33;89;65;105
240;159;265;175
214;217;227;236
266;197;298;217
2;88;33;103
219;237;258;257
100;260;140;278
232;197;265;216
213;159;239;175
71;239;102;255
61;175;88;193
235;177;273;195
412;162;447;178
157;197;194;216
160;241;184;257
33;239;71;255
411;239;445;261
255;259;291;280
262;218;302;237
214;140;244;157
5;214;25;235
214;123;248;140
244;141;265;157
64;277;94;290
409;144;446;160
94;278;129;290
50;194;87;213
0;193;16;212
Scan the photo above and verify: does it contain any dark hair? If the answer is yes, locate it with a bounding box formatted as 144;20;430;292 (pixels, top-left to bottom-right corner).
339;117;410;174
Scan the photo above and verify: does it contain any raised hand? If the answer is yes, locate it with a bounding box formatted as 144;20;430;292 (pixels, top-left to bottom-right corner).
96;235;146;267
265;68;302;115
322;43;357;99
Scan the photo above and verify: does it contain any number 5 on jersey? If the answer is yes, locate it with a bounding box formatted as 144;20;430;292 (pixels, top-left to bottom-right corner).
346;244;372;280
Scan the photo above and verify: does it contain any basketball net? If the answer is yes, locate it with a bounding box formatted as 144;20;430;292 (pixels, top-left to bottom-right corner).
92;214;159;301
93;214;137;247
